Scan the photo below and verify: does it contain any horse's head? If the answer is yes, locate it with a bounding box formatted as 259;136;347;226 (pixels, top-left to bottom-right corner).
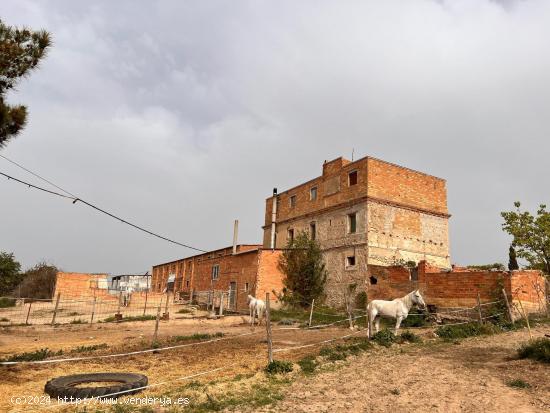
412;290;426;309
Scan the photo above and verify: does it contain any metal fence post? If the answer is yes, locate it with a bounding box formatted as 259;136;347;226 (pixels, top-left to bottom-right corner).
90;296;97;324
308;299;315;327
51;293;61;326
265;292;273;364
153;303;161;345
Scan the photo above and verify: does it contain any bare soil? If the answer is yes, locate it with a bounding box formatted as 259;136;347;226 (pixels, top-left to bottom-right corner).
0;317;548;412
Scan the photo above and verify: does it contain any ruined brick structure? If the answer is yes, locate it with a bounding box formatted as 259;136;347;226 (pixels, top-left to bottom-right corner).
151;245;284;311
262;155;451;306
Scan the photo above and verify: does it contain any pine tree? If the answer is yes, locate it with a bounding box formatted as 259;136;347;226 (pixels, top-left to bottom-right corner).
278;231;328;308
0;19;51;148
508;244;519;271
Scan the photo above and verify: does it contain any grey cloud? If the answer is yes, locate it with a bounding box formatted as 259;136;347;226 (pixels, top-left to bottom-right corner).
1;0;549;273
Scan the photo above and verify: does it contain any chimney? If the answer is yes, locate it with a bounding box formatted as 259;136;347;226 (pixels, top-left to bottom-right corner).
232;219;239;255
270;188;278;249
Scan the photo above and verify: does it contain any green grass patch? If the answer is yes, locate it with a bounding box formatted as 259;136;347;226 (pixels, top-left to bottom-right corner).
518;338;550;363
0;298;16;308
270;306;345;327
70;318;86;324
319;337;372;361
0;348;63;362
102;314;156;323
170;332;223;343
297;355;317;374
397;330;422;344
435;322;501;341
72;343;108;353
507;378;531;389
372;329;396;347
67;311;81;317
265;360;293;375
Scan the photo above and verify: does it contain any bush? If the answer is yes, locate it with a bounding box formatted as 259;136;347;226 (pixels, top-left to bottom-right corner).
372;329;396;347
70;318;85;324
507;379;530;389
298;356;317;374
517;338;550;363
435;322;500;341
0;297;16;308
265;360;293;375
401;311;428;328
355;292;367;309
171;332;224;343
398;330;422;344
73;343;108;353
278;318;296;326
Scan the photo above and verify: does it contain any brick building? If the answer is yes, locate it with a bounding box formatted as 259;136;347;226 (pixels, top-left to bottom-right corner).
262;155;451;305
151;245;284;311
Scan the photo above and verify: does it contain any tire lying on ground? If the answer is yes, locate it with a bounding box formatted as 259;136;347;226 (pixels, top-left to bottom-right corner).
45;373;148;399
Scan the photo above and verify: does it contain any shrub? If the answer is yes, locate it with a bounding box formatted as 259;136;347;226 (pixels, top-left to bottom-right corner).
355;291;367;309
70;318;85;324
298;356;317;374
171;332;223;343
0;317;9;322
435;322;500;340
177;308;193;314
0;297;16;308
265;360;293;375
278;318;296;326
518;338;550;363
401;311;428;328
372;329;396;347
73;343;108;353
507;379;530;388
398;330;422;344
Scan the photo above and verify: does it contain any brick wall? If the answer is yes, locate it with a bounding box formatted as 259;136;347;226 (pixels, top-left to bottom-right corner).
54;272;109;299
366;262;546;315
255;249;285;309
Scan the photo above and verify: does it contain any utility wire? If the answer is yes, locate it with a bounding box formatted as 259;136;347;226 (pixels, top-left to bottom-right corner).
0;165;207;253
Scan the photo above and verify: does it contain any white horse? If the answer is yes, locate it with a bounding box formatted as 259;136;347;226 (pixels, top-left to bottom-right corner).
367;290;426;335
247;294;266;326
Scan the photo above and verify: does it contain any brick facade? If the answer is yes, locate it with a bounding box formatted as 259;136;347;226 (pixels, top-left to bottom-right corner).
151;245;285;311
262;155;451;306
367;261;546;316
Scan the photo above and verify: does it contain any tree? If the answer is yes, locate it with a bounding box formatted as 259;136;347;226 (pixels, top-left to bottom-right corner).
278;231;328;307
15;262;58;299
0;19;51;148
501;202;550;275
508;244;519;271
0;251;22;295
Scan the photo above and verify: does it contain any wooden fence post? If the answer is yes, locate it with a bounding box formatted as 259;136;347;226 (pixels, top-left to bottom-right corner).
308;299;315;327
25;301;32;325
516;296;532;339
218;292;224;316
164;291;170;319
90;296;97;324
51;293;61;326
502;288;514;324
152;303;161;345
265;292;273;364
116;291;122;321
476;293;483;325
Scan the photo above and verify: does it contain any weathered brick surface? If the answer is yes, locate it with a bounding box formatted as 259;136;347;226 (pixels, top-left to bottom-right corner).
151;246;285;311
261;155;451;306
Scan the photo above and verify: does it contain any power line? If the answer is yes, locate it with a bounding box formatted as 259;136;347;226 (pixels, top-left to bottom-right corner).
0;167;207;253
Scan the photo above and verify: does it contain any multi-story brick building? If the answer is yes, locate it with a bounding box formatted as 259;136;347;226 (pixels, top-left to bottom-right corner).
151;244;284;311
262;155;451;305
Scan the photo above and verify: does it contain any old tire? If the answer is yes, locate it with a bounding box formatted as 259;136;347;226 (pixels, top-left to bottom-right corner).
44;372;147;399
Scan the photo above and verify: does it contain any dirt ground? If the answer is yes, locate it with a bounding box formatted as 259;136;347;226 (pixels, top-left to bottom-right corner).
0;317;548;412
266;326;550;413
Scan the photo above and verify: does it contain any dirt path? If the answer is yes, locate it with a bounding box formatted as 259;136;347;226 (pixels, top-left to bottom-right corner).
266;327;550;413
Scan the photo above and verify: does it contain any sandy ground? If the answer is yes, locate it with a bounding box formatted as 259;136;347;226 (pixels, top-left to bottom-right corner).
0;318;548;412
265;326;550;413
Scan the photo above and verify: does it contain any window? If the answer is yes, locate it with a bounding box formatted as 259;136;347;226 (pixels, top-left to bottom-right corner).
244;282;249;292
290;195;297;208
310;222;316;240
211;264;220;280
348;213;357;233
346;256;356;267
369;276;378;285
186;280;190;288
287;228;294;243
348;170;358;186
310;186;317;201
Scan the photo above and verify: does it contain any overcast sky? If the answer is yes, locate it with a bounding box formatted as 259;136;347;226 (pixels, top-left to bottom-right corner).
1;0;549;274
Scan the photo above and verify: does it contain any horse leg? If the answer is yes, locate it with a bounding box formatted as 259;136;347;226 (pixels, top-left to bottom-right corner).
395;316;403;335
374;316;381;333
